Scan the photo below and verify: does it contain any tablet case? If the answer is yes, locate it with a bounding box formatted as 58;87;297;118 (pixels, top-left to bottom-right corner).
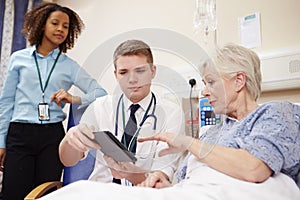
93;131;137;163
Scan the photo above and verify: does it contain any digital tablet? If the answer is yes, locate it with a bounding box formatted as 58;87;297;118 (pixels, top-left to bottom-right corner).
93;131;137;163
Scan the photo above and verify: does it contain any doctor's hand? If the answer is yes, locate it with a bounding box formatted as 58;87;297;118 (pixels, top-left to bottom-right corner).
63;123;100;152
138;132;194;156
103;155;149;185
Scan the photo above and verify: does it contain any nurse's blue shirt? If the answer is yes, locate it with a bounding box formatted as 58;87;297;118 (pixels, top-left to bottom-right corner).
0;46;107;148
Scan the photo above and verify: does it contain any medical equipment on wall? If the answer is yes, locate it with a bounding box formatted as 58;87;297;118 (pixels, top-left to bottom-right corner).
189;78;197;137
199;97;221;127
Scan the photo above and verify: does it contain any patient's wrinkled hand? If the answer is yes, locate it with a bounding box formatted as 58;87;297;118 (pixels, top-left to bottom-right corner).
137;171;171;188
65;123;100;152
138;132;194;156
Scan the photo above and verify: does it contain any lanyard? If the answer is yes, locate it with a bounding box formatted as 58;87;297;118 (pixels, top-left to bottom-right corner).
33;51;61;102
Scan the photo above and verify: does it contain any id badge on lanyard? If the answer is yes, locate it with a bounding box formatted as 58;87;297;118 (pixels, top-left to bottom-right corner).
33;50;61;121
38;102;50;121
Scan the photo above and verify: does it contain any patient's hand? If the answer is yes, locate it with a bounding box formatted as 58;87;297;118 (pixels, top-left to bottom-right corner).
137;171;171;188
138;132;194;156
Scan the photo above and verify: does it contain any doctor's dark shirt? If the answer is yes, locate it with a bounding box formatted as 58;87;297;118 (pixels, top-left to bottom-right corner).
0;46;107;148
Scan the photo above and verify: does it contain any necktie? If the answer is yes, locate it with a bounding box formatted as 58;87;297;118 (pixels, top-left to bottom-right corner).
113;104;140;184
122;104;140;153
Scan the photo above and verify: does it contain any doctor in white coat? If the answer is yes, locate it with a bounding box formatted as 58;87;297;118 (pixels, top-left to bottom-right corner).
59;39;184;187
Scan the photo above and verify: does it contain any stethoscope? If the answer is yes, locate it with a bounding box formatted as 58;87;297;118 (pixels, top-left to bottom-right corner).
114;92;157;152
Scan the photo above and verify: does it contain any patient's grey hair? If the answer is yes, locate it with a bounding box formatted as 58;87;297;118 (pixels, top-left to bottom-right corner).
201;44;262;101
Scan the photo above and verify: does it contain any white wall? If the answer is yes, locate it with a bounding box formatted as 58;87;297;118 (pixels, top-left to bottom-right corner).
216;0;300;52
56;0;300;59
56;0;211;97
55;0;300;102
56;0;200;65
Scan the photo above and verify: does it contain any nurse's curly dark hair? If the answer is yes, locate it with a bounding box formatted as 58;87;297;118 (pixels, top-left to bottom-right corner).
22;2;84;53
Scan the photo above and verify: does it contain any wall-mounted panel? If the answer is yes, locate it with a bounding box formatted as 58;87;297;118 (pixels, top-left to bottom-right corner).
258;46;300;91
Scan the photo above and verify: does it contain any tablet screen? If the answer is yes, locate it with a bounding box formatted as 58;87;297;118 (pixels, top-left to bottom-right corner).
93;131;137;163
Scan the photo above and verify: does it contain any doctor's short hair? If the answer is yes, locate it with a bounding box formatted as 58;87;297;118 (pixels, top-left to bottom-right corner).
202;43;262;101
113;39;154;69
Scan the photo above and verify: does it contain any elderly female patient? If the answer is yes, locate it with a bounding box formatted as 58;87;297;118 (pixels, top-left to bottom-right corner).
40;44;300;200
141;44;300;187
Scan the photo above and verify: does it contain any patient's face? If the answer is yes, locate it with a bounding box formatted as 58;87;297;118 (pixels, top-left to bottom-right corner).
114;55;156;103
201;66;233;114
